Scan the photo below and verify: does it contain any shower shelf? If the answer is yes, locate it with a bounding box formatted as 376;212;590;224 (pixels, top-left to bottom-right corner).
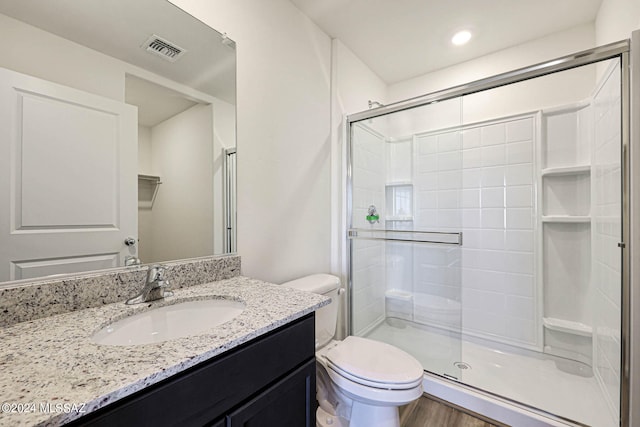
541;165;590;176
543;317;592;337
542;215;590;223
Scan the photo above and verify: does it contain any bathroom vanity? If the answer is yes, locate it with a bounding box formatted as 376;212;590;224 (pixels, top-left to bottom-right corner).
71;314;316;426
0;270;328;426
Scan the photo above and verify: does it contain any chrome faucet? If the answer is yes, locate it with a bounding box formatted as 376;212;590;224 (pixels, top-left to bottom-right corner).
126;264;174;305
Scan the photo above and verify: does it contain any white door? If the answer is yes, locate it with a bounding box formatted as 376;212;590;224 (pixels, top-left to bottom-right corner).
0;67;138;282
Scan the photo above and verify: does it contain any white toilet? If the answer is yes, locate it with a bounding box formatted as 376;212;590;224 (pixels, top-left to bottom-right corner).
283;274;424;427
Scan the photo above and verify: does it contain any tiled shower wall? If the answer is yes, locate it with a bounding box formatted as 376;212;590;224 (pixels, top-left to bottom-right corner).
411;115;538;348
591;62;621;419
351;125;386;335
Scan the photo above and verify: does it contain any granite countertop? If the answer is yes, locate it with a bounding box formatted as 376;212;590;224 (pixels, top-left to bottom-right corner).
0;276;329;426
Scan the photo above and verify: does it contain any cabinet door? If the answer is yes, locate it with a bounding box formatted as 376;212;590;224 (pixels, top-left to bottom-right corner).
227;359;316;427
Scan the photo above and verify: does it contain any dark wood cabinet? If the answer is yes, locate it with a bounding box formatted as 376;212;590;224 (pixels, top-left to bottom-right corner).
227;359;315;427
69;313;316;427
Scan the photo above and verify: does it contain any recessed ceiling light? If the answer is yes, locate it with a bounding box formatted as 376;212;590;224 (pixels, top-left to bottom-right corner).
452;30;472;46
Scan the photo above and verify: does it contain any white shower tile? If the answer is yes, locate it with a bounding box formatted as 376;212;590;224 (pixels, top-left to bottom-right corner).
438;131;461;152
481;229;505;250
461;248;483;269
416;135;438;154
506;230;534;252
463;309;506;337
478;249;506;272
437;190;459;208
506;186;533;207
438;151;462;171
505;295;535;320
416;209;438;228
417;191;438;209
417;154;438;173
506;118;533;142
462;209;481;228
481;166;505;187
438;209;462;228
503;252;534;275
481;145;506;167
481;208;505;229
463;268;506;292
506;208;533;229
506;164;533;186
505;231;533;252
504;273;534;297
461;189;480;208
463;288;506;313
438;170;462;189
463;168;482;188
462;128;481;149
506;141;533;164
505;317;536;343
481;187;505;208
462;148;481;169
461;230;481;248
481;123;506;146
415;172;438;190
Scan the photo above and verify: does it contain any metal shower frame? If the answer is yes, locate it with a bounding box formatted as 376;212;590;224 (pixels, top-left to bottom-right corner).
344;39;632;426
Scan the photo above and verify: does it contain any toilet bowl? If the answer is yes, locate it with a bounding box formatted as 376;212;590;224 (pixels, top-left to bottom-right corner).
283;274;424;427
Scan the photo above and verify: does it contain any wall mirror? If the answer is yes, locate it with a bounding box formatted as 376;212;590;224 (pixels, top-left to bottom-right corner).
0;0;236;287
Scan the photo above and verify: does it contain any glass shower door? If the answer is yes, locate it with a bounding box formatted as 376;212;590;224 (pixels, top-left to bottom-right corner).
348;97;464;380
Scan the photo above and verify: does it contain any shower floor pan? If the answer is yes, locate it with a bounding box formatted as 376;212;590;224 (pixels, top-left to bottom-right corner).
365;318;616;427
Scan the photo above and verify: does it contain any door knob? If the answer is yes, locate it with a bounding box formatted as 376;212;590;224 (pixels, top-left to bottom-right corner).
124;237;137;246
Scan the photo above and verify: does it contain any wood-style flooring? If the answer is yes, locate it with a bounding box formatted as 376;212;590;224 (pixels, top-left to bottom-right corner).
399;394;505;427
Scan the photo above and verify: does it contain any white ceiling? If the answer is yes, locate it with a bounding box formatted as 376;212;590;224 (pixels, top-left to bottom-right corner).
125;75;198;128
291;0;603;84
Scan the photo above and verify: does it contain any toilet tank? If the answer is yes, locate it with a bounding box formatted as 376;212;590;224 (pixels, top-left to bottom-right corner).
282;274;340;349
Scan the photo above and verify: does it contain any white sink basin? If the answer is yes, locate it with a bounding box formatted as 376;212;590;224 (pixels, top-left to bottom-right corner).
92;298;245;346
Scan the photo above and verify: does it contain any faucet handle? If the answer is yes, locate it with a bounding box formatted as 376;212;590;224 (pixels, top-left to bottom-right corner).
146;264;165;282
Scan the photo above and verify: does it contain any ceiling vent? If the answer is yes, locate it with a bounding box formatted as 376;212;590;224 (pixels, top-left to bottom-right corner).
142;35;186;63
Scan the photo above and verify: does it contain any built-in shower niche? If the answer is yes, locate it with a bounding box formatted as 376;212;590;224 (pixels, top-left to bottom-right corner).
541;103;591;169
542;222;593;366
539;102;594;368
542;172;590;218
385;184;414;221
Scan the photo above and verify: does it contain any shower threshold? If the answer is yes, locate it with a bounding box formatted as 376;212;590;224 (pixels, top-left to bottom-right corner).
364;318;616;427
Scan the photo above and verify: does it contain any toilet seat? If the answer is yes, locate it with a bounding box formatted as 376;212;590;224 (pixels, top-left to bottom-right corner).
323;364;423;405
322;336;423;390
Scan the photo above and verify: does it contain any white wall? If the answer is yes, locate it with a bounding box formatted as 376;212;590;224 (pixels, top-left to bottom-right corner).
596;0;640;45
169;0;332;284
333;40;387;115
330;40;388;336
147;104;214;262
0;13;124;101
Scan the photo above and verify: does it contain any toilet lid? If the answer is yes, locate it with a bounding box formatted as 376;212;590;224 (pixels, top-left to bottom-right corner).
323;336;423;387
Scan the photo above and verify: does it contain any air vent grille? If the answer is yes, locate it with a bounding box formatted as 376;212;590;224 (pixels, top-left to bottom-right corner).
142;35;186;63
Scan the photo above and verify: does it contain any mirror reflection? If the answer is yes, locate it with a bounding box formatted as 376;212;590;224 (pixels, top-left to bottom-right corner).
0;0;236;285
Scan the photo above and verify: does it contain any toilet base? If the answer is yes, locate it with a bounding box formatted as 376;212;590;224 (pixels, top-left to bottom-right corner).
316;403;400;427
350;401;400;427
316;406;348;427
